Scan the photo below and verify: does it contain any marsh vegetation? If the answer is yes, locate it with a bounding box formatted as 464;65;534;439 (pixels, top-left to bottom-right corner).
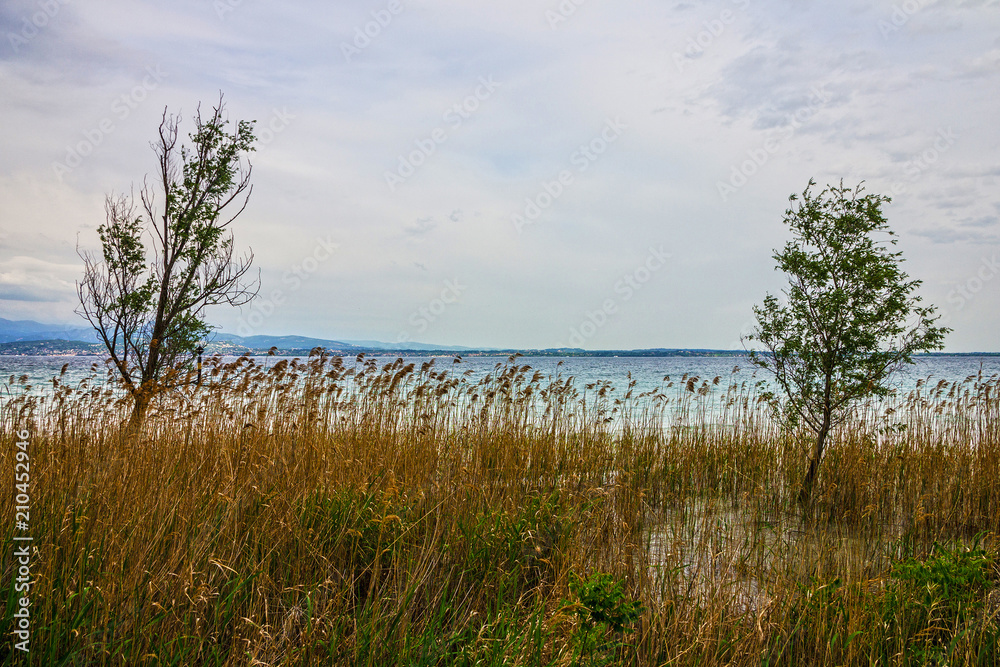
2;352;998;665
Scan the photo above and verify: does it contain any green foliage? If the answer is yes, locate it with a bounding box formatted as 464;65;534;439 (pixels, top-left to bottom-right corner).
746;179;949;498
766;577;859;666
77;95;258;422
445;491;580;613
297;487;409;598
566;571;642;666
878;539;997;663
569;572;643;633
749;179;949;423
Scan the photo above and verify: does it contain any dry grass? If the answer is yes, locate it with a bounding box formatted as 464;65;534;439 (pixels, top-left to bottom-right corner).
1;352;998;665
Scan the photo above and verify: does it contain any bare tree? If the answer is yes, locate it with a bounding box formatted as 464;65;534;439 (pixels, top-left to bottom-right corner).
77;95;259;428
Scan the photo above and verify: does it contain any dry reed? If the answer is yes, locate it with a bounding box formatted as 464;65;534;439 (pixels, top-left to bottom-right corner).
1;352;998;665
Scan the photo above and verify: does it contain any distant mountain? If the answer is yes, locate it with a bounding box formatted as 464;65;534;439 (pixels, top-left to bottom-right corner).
337;339;481;352
0;318;98;344
0;319;477;353
0;339;104;355
211;333;358;350
0;319;794;357
210;333;477;352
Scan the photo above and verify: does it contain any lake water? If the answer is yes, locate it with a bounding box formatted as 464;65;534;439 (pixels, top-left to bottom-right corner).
3;353;998;399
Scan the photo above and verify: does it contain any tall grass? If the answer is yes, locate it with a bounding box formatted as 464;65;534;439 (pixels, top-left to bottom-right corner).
1;352;998;665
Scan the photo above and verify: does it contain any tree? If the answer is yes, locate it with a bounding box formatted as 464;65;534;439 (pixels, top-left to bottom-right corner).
77;95;259;428
744;180;949;504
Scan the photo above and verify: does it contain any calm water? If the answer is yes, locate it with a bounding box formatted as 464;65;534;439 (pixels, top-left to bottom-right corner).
2;353;998;399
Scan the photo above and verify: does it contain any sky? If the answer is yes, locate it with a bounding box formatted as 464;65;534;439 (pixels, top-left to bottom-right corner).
1;0;998;352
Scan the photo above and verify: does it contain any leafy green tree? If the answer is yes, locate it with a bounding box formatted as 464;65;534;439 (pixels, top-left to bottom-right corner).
77;96;258;428
745;180;949;503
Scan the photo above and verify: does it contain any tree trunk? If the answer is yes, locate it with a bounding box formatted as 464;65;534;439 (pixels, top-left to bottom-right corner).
799;413;831;506
127;388;151;433
129;340;159;432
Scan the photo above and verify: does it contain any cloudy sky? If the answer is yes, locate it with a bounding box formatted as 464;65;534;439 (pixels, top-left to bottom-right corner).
1;0;998;352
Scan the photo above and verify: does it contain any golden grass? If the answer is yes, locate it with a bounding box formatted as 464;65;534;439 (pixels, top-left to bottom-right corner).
1;352;998;665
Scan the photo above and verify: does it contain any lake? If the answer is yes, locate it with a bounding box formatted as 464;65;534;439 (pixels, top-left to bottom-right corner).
3;353;998;400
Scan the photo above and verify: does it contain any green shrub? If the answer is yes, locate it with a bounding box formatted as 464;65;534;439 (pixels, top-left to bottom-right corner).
880;538;997;663
566;571;642;666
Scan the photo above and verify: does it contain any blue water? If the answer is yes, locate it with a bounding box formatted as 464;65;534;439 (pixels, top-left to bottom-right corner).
2;353;998;399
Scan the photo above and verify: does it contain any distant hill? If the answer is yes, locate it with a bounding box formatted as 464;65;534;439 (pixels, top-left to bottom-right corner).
211;333;358;351
8;318;986;358
0;318;98;344
0;339;104;355
211;333;478;352
0;319;479;355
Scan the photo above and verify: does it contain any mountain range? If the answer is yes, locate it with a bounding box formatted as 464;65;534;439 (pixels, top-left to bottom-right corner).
0;318;99;344
0;318;479;353
210;332;480;352
0;318;757;357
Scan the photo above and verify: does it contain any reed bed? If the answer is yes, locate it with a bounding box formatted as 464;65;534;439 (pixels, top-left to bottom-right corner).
1;352;998;666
